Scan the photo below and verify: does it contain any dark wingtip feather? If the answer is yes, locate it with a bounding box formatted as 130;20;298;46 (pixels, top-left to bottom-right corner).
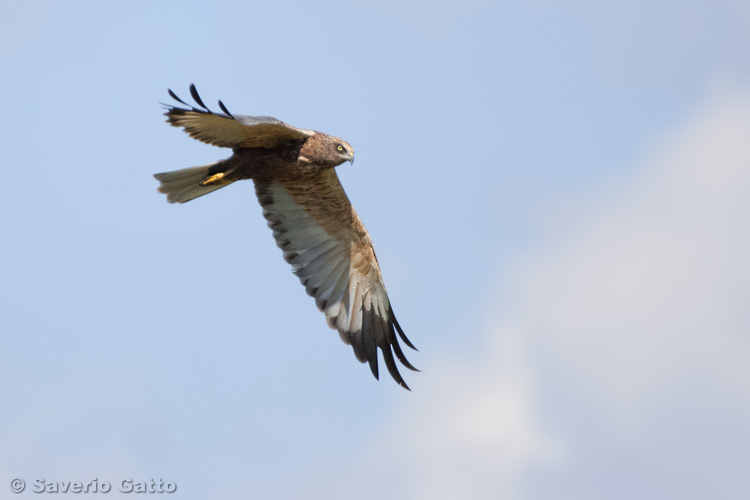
189;83;210;111
390;307;418;351
390;331;420;372
368;357;380;380
381;346;411;390
362;307;380;379
218;99;235;118
167;88;190;106
365;344;379;378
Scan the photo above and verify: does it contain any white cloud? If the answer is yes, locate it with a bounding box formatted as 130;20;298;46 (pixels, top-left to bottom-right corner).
512;83;750;425
289;330;557;500
360;332;561;500
510;83;750;498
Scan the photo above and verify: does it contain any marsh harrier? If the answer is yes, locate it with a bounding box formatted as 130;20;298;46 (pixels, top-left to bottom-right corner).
154;85;417;389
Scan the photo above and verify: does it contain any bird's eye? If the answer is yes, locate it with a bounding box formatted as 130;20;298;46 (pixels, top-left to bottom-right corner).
337;145;344;152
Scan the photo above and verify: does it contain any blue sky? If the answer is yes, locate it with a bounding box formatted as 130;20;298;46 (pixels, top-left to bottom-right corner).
2;1;749;499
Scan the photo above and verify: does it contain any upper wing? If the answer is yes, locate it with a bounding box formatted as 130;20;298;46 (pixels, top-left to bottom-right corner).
164;84;314;148
254;171;418;389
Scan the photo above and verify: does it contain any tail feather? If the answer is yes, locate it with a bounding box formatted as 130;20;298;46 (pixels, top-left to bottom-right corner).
153;162;235;203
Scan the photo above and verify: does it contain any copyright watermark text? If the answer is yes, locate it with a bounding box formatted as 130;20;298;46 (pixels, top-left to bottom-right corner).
10;478;176;494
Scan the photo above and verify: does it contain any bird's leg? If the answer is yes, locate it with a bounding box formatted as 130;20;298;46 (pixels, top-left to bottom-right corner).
201;172;226;186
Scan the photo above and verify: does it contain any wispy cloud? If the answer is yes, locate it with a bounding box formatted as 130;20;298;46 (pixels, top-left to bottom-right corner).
510;83;750;499
512;83;750;421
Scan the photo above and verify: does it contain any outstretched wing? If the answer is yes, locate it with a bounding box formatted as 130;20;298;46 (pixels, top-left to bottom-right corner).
255;171;418;389
164;84;314;148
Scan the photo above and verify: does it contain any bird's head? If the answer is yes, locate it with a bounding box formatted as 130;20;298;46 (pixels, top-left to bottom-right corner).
302;133;354;167
328;135;354;166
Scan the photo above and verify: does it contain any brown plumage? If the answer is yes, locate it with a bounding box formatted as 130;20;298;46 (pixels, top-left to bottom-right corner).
154;85;418;389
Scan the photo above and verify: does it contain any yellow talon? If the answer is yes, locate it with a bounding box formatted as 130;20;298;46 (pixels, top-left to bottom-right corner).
201;172;226;186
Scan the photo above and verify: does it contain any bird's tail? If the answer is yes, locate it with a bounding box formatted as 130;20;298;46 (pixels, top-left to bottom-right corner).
153;161;236;204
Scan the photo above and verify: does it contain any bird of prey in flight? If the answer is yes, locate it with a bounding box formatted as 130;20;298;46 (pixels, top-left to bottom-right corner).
154;85;418;389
